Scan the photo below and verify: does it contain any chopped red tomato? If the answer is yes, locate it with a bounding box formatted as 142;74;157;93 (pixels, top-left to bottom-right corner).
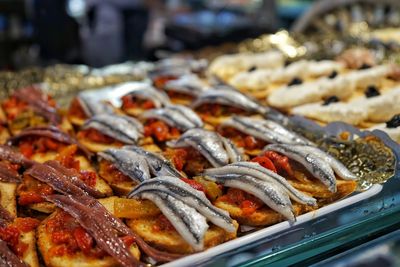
79;128;116;144
122;95;155;110
18;192;45;205
244;136;258;150
144;120;180;142
55;145;80;171
263;151;293;176
121;236;135;247
152;214;176;232
68;98;87;119
73;227;93;254
251;156;277;172
79;170;97;187
19;141;34;158
219;188;264;216
181;177;205;192
171;148;188;171
2;96;28;120
14;218;40;233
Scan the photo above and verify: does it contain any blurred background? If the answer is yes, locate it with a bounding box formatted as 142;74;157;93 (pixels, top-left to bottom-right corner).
0;0;313;69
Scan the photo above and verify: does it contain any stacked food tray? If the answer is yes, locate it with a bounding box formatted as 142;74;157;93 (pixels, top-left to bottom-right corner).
0;53;399;267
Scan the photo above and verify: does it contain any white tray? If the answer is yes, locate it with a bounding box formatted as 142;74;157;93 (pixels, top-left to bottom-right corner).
163;184;383;267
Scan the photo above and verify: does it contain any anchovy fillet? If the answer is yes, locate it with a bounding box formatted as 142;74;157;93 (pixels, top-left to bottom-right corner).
298;146;357;180
220;116;312;145
205;162;317;206
98;149;150;182
221;137;244;163
135;191;208;251
264;144;337;192
141;107;196;131
128;176;235;232
167;129;229;167
164;74;207;97
205;174;295;222
77;94;114;117
167;105;204;128
191;89;268;114
123;86;171;108
122;146;182;178
83;114;143;144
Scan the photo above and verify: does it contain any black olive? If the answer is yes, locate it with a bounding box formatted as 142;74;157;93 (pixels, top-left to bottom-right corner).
328;70;338;79
322;96;340;106
288;77;303;86
386;114;400;128
365;85;380;98
359;63;371;70
248;66;257;72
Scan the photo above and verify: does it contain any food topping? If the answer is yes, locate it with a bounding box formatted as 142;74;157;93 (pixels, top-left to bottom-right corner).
322;95;340;106
365;85;380;98
386;114;400;128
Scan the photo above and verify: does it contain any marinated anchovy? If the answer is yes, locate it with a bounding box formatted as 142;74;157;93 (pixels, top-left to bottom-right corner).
45;161;105;198
205;162;316;206
164;74;207;96
128;176;235;232
122;85;171;108
133;190;208;251
7;126;93;159
77;94;114;117
220;116;312;145
191;89;269;115
205;174;295;222
46;194;144;267
0;145;35;168
221;137;244;163
167;129;229;167
167;105;204;128
298;146;358;181
0;239;28;267
141;107;197;131
122;146;182;178
83;114;143;144
264;144;337;192
0;162;21;183
15;87;61;125
98;148;151;182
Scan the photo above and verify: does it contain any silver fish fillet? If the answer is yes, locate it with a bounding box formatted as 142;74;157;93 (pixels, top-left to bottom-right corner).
164;74;207;97
205;174;295;222
122;146;182;178
122;85;171;108
167;105;204;128
133;190;208;251
220;116;312;145
264;144;337;192
191;89;268;114
167;129;229;167
128;176;235;232
221;137;244;163
77;94;114;117
297;146;358;180
98;148;151;182
83;114;143;144
141;107;196;131
205;162;317;206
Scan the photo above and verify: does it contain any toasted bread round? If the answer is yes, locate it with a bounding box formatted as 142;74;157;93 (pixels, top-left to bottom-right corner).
67;114;85;127
214;200;313;227
0;181;17;216
126;217;238;254
37;211;140;267
20;230;40;267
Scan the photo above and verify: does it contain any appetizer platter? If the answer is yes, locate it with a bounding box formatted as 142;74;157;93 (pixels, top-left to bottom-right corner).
0;54;398;267
209;48;400;143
